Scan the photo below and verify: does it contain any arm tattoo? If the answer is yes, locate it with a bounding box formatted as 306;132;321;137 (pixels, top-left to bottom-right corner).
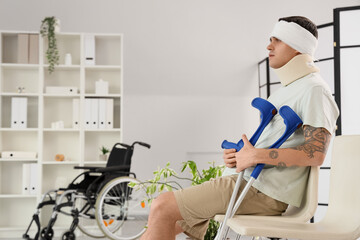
269;150;278;159
291;125;331;158
270;151;287;168
278;162;287;168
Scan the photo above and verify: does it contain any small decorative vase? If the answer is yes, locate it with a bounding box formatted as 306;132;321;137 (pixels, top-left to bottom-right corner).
65;53;72;65
99;154;107;161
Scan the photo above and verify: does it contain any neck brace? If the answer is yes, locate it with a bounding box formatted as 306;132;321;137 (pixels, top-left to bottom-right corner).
271;20;318;57
273;54;319;86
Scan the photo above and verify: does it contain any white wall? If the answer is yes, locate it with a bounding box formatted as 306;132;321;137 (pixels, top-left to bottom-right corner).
0;0;359;181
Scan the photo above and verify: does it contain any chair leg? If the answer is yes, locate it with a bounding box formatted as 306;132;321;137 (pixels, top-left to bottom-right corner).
251;237;262;240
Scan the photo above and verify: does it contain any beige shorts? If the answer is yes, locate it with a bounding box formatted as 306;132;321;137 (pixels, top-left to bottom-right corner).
173;175;288;240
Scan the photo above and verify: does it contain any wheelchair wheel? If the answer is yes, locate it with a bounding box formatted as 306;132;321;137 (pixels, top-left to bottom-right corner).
40;227;54;240
75;196;105;238
95;176;149;240
61;231;75;240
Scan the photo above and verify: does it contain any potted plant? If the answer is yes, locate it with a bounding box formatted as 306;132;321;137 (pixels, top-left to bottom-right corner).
99;146;110;161
130;161;225;240
40;16;60;74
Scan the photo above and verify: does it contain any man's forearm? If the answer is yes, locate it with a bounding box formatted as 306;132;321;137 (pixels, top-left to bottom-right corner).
253;147;323;168
253;127;331;168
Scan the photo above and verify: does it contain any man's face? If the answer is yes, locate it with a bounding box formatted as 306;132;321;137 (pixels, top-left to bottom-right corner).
267;37;300;69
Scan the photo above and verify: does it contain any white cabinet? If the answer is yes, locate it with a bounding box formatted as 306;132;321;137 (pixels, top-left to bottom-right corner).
0;31;123;237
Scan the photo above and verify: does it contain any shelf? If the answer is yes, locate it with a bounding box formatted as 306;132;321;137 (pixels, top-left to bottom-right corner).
43;97;79;128
43;94;80;98
44;129;120;132
85;65;121;70
0;30;122;236
0;128;38;132
84;67;121;94
1;31;39;35
0;63;39;69
84;128;121;132
43;128;80;132
0;158;37;162
0;92;38;97
1;66;39;93
0;194;37;198
1;96;39;128
44;64;81;70
44;34;81;65
84;93;121;98
42;161;80;165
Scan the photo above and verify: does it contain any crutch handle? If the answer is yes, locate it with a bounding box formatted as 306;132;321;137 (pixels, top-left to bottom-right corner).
221;140;242;151
222;98;277;151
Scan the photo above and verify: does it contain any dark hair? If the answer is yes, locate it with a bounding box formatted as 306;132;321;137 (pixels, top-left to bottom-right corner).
279;16;318;39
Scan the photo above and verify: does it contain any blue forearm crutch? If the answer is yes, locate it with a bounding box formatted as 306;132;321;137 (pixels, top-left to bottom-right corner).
222;97;277;151
215;105;303;240
216;97;276;240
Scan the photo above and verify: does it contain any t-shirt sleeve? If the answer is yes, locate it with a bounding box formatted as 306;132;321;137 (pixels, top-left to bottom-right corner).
301;86;339;134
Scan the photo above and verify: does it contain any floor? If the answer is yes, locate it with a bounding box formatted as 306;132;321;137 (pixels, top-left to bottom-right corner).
2;235;284;240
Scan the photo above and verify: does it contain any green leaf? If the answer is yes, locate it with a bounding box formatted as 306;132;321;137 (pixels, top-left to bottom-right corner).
165;185;172;192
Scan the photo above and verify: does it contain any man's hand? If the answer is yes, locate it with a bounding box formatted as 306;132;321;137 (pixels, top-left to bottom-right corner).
235;134;257;172
223;148;236;168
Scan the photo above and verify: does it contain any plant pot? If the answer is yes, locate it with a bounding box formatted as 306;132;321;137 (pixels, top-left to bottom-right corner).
99;154;107;161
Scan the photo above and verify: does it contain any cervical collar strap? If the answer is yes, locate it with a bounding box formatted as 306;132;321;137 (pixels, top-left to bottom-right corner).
273;54;319;86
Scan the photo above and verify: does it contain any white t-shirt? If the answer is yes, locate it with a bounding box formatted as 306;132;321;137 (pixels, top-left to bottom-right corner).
222;72;339;207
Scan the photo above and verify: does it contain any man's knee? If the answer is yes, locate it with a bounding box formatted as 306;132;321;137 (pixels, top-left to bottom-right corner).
150;192;181;220
151;192;175;212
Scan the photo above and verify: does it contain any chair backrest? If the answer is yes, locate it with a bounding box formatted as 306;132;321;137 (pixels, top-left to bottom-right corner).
282;165;319;222
106;143;134;171
324;135;360;229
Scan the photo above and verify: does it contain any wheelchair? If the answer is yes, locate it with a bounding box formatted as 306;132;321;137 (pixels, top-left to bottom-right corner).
23;141;151;240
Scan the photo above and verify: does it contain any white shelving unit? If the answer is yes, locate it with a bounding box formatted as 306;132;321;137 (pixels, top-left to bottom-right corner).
0;30;123;238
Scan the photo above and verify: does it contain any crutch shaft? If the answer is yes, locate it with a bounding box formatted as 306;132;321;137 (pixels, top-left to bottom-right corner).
217;177;255;240
231;177;255;217
215;172;244;240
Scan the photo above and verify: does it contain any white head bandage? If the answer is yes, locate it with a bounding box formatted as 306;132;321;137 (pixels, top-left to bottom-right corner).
271;20;318;57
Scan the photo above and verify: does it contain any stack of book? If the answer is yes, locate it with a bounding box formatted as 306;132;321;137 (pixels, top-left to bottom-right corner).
17;33;39;64
73;98;114;129
22;163;38;195
11;97;27;129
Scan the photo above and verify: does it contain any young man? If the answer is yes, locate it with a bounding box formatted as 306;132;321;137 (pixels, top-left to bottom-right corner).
141;16;339;240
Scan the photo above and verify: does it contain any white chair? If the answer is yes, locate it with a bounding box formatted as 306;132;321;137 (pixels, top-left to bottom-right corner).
226;135;360;240
214;165;318;240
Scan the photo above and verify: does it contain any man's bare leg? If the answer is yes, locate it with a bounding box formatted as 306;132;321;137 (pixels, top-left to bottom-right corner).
175;222;184;235
141;192;183;240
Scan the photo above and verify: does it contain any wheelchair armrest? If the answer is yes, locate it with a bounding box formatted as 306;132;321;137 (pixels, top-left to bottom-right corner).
74;166;99;171
95;165;130;173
